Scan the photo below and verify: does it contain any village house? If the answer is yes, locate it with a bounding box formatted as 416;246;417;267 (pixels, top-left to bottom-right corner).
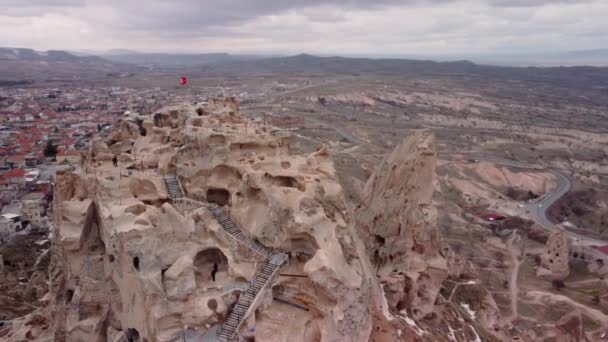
0;213;23;243
6;155;26;168
1;168;26;187
20;192;47;225
25;154;40;168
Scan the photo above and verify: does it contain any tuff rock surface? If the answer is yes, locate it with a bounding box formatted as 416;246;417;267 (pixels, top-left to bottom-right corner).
1;98;504;342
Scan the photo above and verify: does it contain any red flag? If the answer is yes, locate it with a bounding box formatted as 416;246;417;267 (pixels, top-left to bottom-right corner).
181;76;187;85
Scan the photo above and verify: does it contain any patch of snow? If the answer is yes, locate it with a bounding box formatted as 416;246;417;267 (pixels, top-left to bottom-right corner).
468;324;482;342
464;280;478;285
461;303;476;320
397;310;426;336
447;323;457;342
35;239;49;245
36;50;48;56
379;284;395;321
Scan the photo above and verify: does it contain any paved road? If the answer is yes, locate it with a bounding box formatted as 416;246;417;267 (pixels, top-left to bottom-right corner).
461;154;607;245
524;170;607;245
524;170;571;228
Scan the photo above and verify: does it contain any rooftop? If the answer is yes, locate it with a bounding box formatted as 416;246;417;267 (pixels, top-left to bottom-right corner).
2;168;26;178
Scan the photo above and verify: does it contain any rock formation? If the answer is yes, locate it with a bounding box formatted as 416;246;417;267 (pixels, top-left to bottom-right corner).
3;99;372;342
355;132;503;341
355;132;449;319
537;231;570;280
1;98;505;341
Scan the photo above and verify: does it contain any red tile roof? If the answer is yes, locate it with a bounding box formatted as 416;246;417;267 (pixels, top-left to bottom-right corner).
2;168;26;178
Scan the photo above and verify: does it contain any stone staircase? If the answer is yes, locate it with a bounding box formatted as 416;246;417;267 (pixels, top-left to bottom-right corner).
218;253;288;341
163;174;183;199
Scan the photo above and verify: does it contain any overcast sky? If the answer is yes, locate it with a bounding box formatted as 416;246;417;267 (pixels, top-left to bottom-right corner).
0;0;606;55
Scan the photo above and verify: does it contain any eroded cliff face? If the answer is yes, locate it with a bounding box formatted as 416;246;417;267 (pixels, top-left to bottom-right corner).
355;132;503;341
356;132;448;319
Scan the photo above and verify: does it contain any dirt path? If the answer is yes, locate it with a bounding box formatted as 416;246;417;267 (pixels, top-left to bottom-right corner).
566;278;608;288
524;290;608;326
507;233;521;322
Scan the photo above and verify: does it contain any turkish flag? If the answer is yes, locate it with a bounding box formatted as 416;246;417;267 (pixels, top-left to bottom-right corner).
181;77;187;85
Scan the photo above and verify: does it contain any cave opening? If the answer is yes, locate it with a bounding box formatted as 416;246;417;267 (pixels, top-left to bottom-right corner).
133;257;140;271
207;188;230;207
80;202;105;253
66;289;74;304
373;235;386;246
194;248;228;286
262;173;304;191
288;235;318;264
126;328;140;342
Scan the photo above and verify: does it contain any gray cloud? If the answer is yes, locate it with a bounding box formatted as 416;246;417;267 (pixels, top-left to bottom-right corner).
0;0;605;54
488;0;591;7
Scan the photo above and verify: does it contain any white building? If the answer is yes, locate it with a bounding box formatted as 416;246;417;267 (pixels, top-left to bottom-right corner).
0;213;23;243
20;192;47;225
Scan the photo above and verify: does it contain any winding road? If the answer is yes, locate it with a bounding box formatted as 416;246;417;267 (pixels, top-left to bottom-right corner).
523;170;571;229
465;154;607;245
524;170;606;245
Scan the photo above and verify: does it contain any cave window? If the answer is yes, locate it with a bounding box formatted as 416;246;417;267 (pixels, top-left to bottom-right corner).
126;328;140;342
374;235;385;246
268;175;302;190
109;255;115;263
66;289;74;303
133;257;140;271
207;299;218;311
207;188;230;207
573;252;578;258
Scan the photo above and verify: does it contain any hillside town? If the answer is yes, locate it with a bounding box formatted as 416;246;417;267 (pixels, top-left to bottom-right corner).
0;79;318;245
0;85;172;242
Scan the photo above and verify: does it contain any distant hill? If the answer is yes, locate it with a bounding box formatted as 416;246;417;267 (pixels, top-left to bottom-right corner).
102;52;260;68
0;47;138;83
203;53;478;75
0;48;108;64
200;54;608;93
1;48;607;93
470;49;608;67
